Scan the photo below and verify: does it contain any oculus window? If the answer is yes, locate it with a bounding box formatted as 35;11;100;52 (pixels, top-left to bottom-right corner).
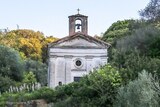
74;58;83;68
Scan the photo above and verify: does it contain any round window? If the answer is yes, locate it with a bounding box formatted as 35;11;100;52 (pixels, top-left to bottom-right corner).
74;58;83;68
76;60;82;66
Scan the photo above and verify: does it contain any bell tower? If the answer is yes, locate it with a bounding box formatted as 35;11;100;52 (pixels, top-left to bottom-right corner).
68;9;88;36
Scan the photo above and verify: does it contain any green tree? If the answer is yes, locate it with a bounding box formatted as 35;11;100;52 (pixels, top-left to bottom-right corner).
23;71;37;84
102;19;146;45
54;65;122;107
148;36;160;58
109;26;160;84
0;45;24;81
24;59;47;86
0;45;24;92
0;75;15;93
116;26;160;58
115;71;159;107
118;51;160;83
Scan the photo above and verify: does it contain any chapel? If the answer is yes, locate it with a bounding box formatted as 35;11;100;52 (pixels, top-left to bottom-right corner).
48;10;110;88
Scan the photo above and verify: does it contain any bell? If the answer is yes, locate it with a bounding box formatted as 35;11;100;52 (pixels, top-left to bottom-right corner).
75;23;81;30
77;25;80;29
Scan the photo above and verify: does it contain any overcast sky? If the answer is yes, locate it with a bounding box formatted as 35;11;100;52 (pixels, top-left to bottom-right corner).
0;0;150;38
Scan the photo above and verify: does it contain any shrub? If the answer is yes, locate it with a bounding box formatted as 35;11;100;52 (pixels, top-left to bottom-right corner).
54;64;122;107
114;71;160;107
24;59;47;86
31;87;55;102
0;87;55;104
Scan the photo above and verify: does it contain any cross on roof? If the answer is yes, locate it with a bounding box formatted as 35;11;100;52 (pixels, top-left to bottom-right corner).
77;8;80;14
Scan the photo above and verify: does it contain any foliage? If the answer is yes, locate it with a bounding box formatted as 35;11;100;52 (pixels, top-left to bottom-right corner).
0;29;56;93
54;64;122;107
108;25;160;83
139;0;160;21
31;87;55;102
0;75;15;93
102;19;147;45
23;71;37;84
24;59;48;86
0;29;44;61
110;49;160;84
114;71;160;107
0;87;55;103
0;45;24;81
0;29;58;62
41;36;58;63
116;26;160;57
148;36;160;58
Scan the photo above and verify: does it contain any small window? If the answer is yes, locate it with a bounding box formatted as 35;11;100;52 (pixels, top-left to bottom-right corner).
58;81;62;86
76;60;82;66
74;58;83;68
74;77;81;82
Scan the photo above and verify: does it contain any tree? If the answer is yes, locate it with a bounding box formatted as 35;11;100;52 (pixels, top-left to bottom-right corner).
0;29;44;61
0;45;24;81
24;59;48;86
109;26;160;83
0;45;24;92
140;0;160;21
116;26;160;57
148;36;160;58
53;65;122;107
102;19;146;45
41;36;58;63
0;29;58;62
115;71;159;107
23;71;37;84
0;75;15;93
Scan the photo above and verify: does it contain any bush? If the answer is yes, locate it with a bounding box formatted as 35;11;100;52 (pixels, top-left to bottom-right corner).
114;71;160;107
32;87;55;102
0;87;55;103
24;59;47;86
0;45;24;81
54;64;122;107
0;76;15;93
0;65;122;106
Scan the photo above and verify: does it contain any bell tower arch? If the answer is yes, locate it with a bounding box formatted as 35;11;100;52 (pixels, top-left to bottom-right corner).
68;9;88;36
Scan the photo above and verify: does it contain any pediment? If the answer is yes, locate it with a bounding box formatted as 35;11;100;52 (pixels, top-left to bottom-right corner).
56;37;102;47
49;33;110;48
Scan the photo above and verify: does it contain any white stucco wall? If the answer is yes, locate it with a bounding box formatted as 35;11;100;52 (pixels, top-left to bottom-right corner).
48;48;108;88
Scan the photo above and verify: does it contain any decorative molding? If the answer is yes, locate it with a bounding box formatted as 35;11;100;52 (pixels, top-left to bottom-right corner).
64;55;73;58
85;55;94;59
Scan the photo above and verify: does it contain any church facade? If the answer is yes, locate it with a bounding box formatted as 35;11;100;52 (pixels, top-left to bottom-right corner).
48;12;110;88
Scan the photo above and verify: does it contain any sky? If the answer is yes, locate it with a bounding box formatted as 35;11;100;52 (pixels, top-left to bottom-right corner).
0;0;150;38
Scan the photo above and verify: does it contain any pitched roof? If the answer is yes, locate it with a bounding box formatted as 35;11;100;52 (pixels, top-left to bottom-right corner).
48;32;111;48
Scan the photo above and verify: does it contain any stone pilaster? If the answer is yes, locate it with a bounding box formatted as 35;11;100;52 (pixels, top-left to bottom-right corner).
65;55;72;84
49;57;56;88
85;56;93;73
55;57;65;86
